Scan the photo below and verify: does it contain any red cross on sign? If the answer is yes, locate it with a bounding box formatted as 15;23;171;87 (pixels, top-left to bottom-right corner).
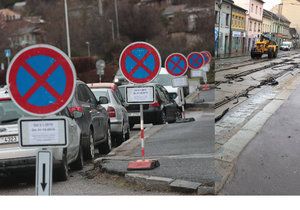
6;44;76;116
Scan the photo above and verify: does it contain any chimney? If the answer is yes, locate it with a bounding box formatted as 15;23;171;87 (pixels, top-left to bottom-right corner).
278;3;283;15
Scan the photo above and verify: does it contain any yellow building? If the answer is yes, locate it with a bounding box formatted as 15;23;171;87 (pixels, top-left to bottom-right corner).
230;4;247;55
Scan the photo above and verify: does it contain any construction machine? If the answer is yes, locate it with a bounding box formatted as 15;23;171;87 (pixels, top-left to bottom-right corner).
251;34;278;59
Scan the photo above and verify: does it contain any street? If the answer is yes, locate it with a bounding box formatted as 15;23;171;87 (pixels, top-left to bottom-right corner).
215;49;300;194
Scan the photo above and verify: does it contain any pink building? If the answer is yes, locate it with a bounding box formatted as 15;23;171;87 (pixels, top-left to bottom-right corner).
235;0;264;51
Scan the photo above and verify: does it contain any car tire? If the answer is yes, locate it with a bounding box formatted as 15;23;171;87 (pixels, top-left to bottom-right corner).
69;145;84;171
268;48;273;59
175;109;182;121
125;126;130;140
99;126;112;154
155;110;167;125
83;129;95;161
116;125;126;145
54;152;68;182
129;122;135;129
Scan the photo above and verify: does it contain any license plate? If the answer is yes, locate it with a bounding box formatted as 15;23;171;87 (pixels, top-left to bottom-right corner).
128;112;140;117
0;135;18;145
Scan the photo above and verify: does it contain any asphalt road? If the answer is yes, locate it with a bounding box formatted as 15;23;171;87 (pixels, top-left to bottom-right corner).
221;81;300;195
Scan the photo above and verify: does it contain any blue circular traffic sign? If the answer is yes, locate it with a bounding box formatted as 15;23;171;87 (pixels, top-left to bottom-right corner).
165;53;188;77
119;42;161;84
187;52;205;70
6;44;76;116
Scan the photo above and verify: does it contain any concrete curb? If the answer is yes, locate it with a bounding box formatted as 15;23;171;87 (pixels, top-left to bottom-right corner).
98;162;215;194
215;72;300;194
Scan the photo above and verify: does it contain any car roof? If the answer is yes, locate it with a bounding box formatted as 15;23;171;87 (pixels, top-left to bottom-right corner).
87;82;118;90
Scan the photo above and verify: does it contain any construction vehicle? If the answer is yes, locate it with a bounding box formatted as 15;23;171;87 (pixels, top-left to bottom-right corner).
251;34;278;59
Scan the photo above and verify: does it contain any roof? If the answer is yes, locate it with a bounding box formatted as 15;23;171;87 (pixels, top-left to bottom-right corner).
4;18;44;37
263;9;291;23
162;4;187;16
232;4;247;12
0;9;21;17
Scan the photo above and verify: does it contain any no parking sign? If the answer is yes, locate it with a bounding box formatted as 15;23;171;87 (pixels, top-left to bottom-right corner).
119;42;161;84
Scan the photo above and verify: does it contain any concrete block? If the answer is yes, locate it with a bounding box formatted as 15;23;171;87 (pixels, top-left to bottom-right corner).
169;179;202;193
197;186;215;195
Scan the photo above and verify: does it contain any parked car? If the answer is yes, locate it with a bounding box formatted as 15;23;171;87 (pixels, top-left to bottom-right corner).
280;41;293;51
68;81;112;160
88;83;130;145
113;69;129;86
119;83;181;128
0;90;82;181
152;68;187;107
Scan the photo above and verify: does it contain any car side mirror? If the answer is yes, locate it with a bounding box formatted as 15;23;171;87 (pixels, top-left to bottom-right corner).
98;96;109;104
73;110;83;119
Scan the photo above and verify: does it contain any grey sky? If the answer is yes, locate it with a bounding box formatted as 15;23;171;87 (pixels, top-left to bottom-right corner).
263;0;281;10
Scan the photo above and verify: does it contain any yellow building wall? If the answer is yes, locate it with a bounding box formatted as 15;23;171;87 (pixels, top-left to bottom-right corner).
231;12;246;31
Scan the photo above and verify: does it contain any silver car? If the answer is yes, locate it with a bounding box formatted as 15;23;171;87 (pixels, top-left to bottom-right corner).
88;83;130;145
0;92;82;181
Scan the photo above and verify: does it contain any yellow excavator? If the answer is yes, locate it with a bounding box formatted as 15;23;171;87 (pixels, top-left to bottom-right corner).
251;34;278;59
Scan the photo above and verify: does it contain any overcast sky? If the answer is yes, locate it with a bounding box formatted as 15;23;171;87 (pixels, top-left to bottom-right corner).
263;0;282;10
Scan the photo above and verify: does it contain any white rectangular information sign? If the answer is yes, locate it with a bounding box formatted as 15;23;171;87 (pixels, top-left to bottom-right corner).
125;85;155;104
18;117;68;147
190;69;202;78
36;150;52;196
172;76;188;87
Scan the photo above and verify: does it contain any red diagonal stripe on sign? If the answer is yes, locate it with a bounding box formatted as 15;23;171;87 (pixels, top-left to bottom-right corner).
128;50;153;76
21;60;63;102
170;58;185;72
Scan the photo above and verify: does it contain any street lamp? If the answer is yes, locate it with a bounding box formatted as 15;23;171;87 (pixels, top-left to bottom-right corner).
64;0;71;57
109;19;115;42
114;0;120;40
86;41;90;57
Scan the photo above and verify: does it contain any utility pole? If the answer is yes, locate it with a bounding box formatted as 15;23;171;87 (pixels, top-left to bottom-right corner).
86;42;90;57
64;0;71;57
109;19;115;42
114;0;120;40
217;0;223;58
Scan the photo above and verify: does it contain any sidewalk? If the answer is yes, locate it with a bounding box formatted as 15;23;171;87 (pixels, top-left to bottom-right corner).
95;111;216;194
221;81;300;195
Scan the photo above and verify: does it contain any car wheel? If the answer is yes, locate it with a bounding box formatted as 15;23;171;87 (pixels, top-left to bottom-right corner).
116;125;126;145
155;110;166;125
54;152;68;182
83;129;95;160
125;126;130;140
175;109;182;121
69;145;84;171
99;126;112;154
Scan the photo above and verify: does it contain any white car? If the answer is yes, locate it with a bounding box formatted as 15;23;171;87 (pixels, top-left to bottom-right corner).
0;90;82;181
88;83;130;145
152;68;186;107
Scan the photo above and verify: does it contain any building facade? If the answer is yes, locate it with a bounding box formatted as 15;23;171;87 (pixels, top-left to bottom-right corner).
230;4;247;55
215;0;234;57
235;0;264;51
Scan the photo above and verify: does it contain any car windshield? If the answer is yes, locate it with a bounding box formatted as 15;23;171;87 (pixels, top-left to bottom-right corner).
118;86;125;99
91;89;110;102
282;43;290;46
152;74;173;86
0;100;31;125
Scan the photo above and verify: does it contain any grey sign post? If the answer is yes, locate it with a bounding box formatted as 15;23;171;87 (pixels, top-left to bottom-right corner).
96;59;105;82
36;150;53;195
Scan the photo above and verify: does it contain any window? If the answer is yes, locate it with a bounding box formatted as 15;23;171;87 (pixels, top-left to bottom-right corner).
254;22;256;32
258;23;261;32
249;21;252;31
215;11;219;24
251;4;254;12
260;8;262;15
226;14;230;26
256;6;258;14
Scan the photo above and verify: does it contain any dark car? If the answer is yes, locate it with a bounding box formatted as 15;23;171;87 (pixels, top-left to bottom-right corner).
67;81;112;160
119;83;181;128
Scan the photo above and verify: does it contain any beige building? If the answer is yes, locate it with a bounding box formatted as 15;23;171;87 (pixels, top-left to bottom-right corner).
271;0;300;33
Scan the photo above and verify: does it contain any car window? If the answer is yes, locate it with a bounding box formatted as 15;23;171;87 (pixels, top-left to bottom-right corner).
78;84;97;105
156;86;167;103
112;91;122;105
92;89;110;103
115;88;125;103
160;86;172;102
0;100;30;125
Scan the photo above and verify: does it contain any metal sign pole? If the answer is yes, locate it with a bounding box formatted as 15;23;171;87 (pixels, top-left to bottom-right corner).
181;87;185;119
140;104;145;160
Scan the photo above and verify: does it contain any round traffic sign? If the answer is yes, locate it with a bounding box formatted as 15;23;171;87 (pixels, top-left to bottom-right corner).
119;42;161;84
187;52;205;70
200;51;212;65
6;44;76;116
165;53;188;77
